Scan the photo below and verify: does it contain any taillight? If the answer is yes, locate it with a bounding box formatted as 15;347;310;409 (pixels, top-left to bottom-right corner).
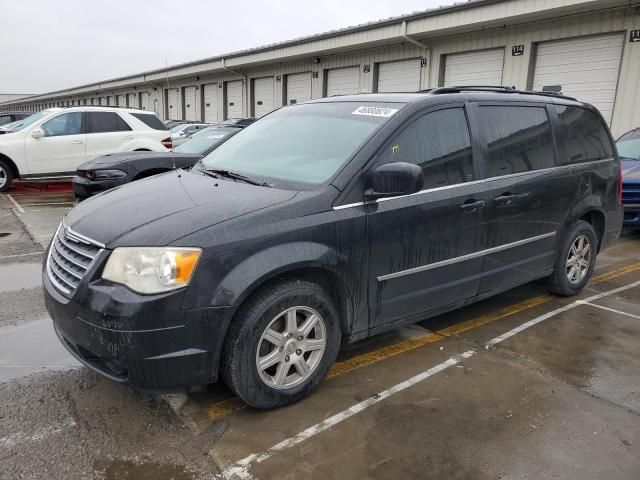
618;162;623;206
161;137;172;149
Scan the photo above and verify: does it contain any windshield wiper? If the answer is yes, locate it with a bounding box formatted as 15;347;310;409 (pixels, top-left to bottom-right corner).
204;168;272;187
193;166;219;178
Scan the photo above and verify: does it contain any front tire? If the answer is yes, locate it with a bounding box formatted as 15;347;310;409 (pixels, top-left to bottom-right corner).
548;220;598;296
221;279;341;409
0;160;13;192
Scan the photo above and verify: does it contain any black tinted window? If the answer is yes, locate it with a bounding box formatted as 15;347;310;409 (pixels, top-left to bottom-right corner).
555;106;614;164
42;112;83;137
379;108;474;189
131;113;167;130
479;106;554;178
88;112;131;133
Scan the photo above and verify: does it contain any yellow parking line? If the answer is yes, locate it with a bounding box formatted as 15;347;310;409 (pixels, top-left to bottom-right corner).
207;260;640;421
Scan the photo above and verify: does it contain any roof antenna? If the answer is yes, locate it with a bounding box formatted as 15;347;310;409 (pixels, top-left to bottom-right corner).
165;59;179;177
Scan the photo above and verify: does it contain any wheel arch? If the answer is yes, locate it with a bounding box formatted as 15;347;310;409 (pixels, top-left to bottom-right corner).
579;210;605;253
0;152;19;179
210;242;353;339
565;199;607;253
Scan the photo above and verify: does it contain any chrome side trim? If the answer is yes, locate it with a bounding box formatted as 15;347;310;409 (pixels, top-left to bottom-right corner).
333;201;365;210
332;158;615;211
376;165;571;205
332;166;570;210
377;231;556;282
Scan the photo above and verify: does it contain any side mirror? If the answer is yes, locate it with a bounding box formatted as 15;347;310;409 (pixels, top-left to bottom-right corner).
367;162;424;198
31;128;44;138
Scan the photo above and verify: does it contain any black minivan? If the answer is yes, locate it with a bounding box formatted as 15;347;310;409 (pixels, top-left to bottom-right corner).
44;87;623;409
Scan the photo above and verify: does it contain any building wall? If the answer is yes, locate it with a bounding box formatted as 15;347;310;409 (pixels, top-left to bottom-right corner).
2;2;639;136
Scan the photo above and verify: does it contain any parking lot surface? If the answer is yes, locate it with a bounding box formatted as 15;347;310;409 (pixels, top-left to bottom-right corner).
1;186;639;480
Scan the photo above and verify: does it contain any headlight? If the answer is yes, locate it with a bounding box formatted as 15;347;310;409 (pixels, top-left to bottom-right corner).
102;247;201;294
84;169;127;180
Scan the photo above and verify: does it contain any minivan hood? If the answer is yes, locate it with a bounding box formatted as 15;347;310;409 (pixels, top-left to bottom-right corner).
65;170;298;247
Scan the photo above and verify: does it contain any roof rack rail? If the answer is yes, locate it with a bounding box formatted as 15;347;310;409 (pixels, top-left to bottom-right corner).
419;85;577;101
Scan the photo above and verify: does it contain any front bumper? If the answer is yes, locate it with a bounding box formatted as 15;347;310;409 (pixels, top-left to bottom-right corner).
43;259;235;390
72;175;128;199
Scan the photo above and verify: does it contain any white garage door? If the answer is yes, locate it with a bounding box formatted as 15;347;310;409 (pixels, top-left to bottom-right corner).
225;81;243;118
286;72;312;105
140;92;149;111
167;89;180;119
326;66;360;97
377;58;422;92
107;96;114;106
116;95;126;107
253;77;274;118
443;48;505;86
532;33;624;124
127;93;137;108
203;84;219;123
184;86;197;121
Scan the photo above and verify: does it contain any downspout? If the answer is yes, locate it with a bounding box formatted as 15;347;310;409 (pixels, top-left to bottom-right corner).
401;20;428;49
221;57;249;118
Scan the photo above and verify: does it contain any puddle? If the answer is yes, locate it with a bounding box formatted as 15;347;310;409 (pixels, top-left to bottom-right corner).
96;460;195;480
0;318;80;382
0;262;43;292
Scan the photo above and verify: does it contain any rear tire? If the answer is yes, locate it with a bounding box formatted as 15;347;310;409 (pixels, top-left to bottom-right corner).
548;220;598;296
0;160;13;192
221;279;341;409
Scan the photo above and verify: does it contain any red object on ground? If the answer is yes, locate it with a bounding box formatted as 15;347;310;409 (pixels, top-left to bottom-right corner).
9;181;73;193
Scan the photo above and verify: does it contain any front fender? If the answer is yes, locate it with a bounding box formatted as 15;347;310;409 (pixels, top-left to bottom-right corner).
209;241;337;307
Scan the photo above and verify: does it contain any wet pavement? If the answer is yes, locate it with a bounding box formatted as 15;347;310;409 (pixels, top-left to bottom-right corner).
1;186;639;479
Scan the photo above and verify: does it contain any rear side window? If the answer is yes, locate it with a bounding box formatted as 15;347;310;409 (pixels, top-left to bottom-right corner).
88;112;131;133
554;106;614;164
378;107;474;189
131;113;167;130
479;106;555;178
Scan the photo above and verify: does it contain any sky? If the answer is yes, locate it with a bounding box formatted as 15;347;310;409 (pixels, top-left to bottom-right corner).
0;0;450;94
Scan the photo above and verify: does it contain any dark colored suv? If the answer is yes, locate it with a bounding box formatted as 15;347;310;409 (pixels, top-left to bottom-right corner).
43;87;623;409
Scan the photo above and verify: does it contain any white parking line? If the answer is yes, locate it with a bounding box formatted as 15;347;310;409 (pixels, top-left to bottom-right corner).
6;195;24;214
21;202;74;207
219;279;640;480
0;251;43;260
577;300;640;320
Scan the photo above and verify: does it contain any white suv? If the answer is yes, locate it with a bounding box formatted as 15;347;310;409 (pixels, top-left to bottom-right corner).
0;106;170;191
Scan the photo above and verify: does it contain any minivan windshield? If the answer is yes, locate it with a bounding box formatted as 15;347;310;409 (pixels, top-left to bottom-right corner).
617;130;640;160
199;102;403;185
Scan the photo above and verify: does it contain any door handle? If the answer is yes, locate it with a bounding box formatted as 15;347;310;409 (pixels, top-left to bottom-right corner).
460;199;485;212
494;192;514;205
123;135;135;140
70;140;83;144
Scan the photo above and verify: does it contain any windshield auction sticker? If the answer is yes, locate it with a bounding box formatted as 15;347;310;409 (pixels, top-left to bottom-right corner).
352;106;399;117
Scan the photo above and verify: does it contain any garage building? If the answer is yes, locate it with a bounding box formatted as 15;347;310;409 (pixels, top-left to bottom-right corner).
2;0;639;137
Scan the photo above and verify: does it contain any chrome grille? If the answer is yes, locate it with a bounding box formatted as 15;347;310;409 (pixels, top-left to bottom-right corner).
47;220;103;296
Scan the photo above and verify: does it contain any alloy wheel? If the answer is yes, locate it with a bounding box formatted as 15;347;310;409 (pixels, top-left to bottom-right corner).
256;306;326;390
566;234;592;284
0;166;6;189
